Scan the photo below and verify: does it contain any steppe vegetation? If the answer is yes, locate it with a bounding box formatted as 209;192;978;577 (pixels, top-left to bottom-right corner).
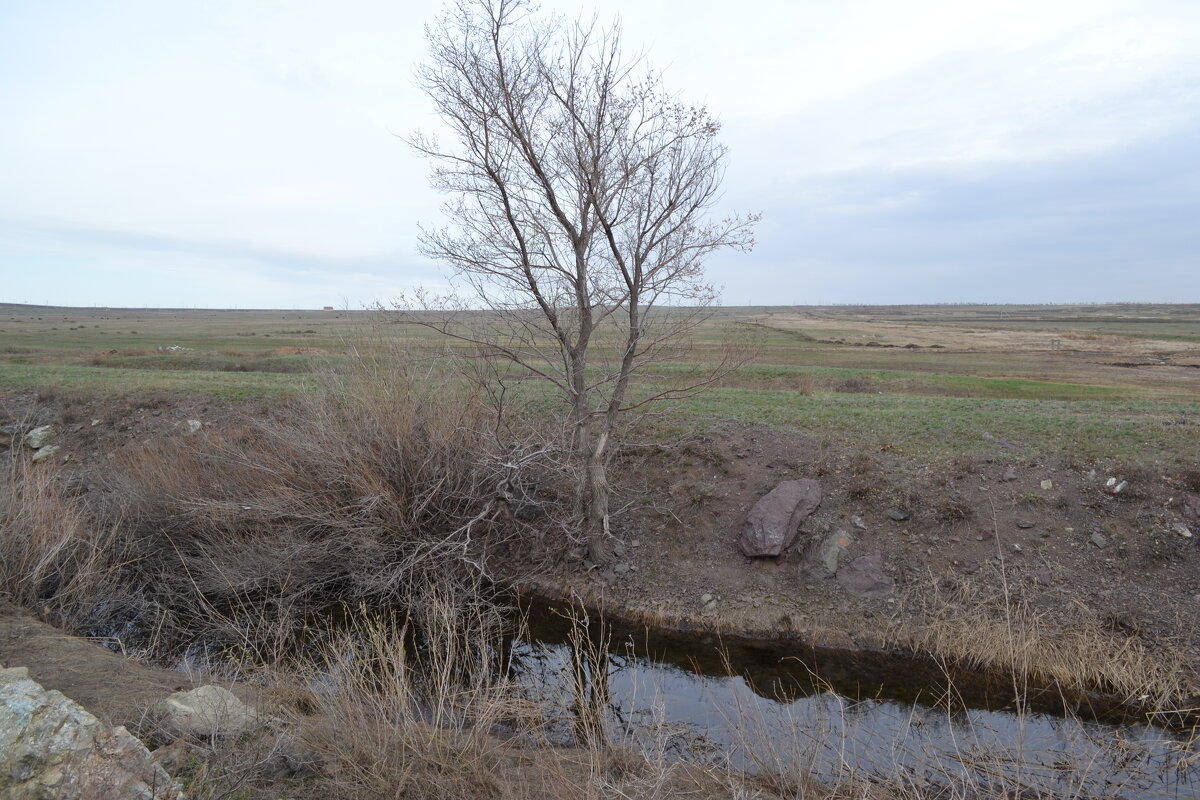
2;301;1199;798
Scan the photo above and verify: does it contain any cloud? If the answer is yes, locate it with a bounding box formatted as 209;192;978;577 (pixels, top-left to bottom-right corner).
715;127;1200;303
0;217;445;308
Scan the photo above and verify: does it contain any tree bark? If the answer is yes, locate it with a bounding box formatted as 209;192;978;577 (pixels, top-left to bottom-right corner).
583;439;616;565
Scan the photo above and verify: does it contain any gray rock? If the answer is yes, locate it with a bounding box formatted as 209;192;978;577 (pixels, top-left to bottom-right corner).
1000;466;1018;482
850;515;867;530
23;425;56;449
613;563;631;575
1181;493;1200;523
1090;532;1110;549
1016;520;1035;529
0;424;25;447
1171;522;1193;539
0;667;182;799
804;530;853;579
739;479;822;558
699;593;714;604
151;685;272;742
30;445;62;464
179;420;203;435
886;508;909;522
836;551;894;598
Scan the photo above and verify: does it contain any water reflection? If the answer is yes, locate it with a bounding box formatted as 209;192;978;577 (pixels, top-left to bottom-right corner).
511;605;1198;799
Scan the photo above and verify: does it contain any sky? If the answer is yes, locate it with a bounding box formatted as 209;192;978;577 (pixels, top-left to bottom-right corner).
1;0;1197;309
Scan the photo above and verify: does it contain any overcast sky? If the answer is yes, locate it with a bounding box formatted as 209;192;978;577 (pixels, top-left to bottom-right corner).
2;0;1197;309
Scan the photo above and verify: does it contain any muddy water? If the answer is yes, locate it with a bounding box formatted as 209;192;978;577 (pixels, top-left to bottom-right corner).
512;603;1199;799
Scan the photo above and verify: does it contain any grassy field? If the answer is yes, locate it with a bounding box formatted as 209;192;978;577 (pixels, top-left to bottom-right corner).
2;301;1198;462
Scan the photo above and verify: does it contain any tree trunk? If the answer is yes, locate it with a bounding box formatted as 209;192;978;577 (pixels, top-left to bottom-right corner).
584;450;616;565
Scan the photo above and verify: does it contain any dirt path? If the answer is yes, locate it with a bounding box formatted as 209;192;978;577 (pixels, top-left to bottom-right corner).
0;599;252;730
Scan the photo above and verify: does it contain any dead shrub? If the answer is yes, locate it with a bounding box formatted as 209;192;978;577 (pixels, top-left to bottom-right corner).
932;495;973;523
4;352;566;658
844;450;881;501
795;372;814;396
290;581;540;800
834;376;875;394
0;456;120;614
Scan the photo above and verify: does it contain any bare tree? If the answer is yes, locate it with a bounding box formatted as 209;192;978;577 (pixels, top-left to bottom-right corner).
408;0;757;565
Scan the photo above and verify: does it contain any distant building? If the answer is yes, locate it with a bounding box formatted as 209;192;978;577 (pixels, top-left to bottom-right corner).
322;306;334;311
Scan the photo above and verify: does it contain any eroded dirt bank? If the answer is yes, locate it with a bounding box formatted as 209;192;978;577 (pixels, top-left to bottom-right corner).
5;389;1200;713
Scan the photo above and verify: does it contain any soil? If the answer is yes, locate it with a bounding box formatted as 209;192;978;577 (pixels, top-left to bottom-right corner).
506;418;1200;662
3;388;1200;697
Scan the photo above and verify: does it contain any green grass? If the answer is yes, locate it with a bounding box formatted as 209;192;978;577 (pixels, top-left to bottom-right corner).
2;302;1198;463
0;364;312;401
649;363;1130;401
671;389;1198;462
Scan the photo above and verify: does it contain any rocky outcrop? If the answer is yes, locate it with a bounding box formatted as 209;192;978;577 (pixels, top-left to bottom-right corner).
739;479;822;557
0;665;182;800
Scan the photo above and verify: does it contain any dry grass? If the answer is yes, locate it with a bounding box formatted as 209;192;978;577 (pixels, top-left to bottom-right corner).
0;455;124;614
0;351;568;659
893;574;1199;722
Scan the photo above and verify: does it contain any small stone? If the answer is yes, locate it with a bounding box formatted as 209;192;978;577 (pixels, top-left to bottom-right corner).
90;419;102;426
1000;466;1017;482
1086;469;1097;480
1171;522;1192;539
1040;479;1053;490
613;563;630;575
30;444;62;463
886;508;909;522
1090;532;1109;549
700;593;714;604
630;539;641;548
151;409;162;417
1016;520;1035;529
180;419;203;435
850;515;867;530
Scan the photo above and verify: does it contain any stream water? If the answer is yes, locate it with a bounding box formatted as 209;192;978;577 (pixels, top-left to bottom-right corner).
511;602;1199;799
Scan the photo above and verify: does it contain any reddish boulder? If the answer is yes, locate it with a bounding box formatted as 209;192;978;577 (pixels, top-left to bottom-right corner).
739;479;822;557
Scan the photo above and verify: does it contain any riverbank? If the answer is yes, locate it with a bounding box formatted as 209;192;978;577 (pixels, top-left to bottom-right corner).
3;370;1199;797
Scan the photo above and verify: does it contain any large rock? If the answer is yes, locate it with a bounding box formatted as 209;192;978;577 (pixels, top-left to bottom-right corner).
739;479;822;557
836;551;894;598
23;425;56;449
0;665;182;799
151;685;272;742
